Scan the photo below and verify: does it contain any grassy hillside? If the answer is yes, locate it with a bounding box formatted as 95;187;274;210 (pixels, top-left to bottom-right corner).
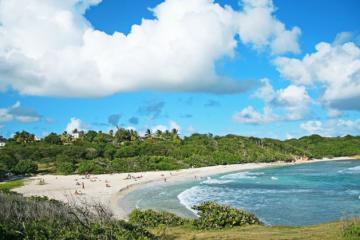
156;223;345;240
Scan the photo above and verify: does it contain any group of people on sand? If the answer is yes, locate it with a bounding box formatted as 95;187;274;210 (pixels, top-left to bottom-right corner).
74;173;112;195
124;174;143;181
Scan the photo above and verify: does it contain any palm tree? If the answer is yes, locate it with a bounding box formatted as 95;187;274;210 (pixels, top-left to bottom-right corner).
145;129;152;138
156;129;162;137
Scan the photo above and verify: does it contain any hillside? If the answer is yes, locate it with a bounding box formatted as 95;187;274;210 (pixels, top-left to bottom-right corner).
0;130;359;176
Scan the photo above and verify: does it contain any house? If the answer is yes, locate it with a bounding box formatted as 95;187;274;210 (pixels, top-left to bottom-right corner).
72;132;80;139
0;142;6;147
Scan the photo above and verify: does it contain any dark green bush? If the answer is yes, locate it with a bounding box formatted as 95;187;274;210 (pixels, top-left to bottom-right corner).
12;160;38;175
57;161;75;174
192;201;262;229
129;209;187;228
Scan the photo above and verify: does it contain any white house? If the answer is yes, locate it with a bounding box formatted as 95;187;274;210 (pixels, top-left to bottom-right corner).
72;132;80;139
0;142;6;147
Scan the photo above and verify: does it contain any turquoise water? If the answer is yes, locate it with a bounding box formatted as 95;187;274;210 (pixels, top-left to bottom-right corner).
120;160;360;226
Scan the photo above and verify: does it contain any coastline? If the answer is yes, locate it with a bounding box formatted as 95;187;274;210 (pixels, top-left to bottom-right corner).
14;156;358;219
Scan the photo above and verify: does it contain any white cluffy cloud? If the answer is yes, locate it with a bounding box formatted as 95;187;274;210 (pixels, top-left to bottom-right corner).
65;117;85;133
0;101;41;123
233;105;277;124
237;0;301;54
0;0;300;97
275;41;360;112
300;119;360;136
233;78;311;124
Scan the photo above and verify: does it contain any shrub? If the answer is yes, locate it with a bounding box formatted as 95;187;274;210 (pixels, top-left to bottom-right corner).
192;201;262;229
0;192;157;240
129;209;187;228
57;161;75;175
12;160;37;175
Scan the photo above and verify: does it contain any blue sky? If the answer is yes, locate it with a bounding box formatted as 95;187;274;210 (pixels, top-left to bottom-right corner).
0;0;360;139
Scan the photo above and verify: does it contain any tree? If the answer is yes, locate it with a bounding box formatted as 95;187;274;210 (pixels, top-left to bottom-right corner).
13;160;37;175
145;129;152;138
155;129;162;137
44;133;62;144
115;128;131;143
12;131;35;144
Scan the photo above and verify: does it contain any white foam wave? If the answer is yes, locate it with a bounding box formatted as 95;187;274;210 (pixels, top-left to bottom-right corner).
271;176;279;180
221;171;259;180
201;177;233;185
338;165;360;174
177;186;205;214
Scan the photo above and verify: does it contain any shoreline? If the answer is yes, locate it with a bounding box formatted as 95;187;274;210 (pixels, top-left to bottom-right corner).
14;156;358;219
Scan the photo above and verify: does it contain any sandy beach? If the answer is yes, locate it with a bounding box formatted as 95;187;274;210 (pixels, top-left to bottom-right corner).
13;157;357;219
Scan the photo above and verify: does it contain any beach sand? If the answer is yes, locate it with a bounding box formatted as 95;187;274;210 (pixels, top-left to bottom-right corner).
14;157;356;219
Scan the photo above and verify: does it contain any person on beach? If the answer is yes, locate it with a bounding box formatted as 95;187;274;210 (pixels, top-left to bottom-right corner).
82;182;85;189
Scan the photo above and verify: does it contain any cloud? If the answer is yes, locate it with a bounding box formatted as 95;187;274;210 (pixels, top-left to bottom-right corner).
300;119;360;136
108;114;121;127
151;120;181;133
138;100;165;119
244;78;311;123
128;116;139;125
204;99;221;107
233;106;278;124
0;0;299;97
237;0;301;54
274;41;360;112
65;117;85;133
0;101;41;123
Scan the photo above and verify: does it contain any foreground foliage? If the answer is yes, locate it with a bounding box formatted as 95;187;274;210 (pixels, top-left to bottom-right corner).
193;201;262;229
129;202;261;230
129;209;188;228
1;130;359;176
0;192;156;240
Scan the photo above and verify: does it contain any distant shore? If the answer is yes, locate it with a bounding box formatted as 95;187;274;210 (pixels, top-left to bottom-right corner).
14;156;358;219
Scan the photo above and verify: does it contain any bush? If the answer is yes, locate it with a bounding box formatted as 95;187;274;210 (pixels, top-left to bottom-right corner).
129;209;187;228
12;160;37;175
192;201;262;229
57;161;75;175
0;192;157;240
77;158;109;174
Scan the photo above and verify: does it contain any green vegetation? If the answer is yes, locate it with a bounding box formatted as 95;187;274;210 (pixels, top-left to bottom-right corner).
129;202;261;230
0;130;359;177
129;209;188;228
192;201;262;229
0;179;25;192
153;222;347;240
0;192;156;240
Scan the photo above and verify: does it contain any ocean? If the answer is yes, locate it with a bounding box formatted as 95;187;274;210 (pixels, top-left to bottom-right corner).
120;160;360;226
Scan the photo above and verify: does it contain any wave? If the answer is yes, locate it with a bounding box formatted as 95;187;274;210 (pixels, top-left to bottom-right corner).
201;177;233;185
177;186;205;214
221;171;263;180
338;165;360;174
271;176;279;180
